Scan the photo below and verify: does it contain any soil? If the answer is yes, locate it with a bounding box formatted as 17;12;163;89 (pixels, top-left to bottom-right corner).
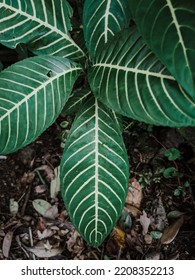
0;117;195;260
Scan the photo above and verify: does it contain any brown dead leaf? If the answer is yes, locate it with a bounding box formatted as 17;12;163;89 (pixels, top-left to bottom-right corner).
25;241;63;258
126;178;143;209
160;216;184;244
139;210;150;235
112;226;126;248
124;205;142;218
2;231;13;258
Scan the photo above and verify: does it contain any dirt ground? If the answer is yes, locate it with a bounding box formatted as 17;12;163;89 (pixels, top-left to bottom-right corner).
0;117;195;260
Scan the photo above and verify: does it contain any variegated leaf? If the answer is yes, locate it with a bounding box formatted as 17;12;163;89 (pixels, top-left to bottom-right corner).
83;0;131;61
60;96;129;247
62;88;91;115
0;55;82;154
129;0;195;98
89;27;195;127
0;0;86;61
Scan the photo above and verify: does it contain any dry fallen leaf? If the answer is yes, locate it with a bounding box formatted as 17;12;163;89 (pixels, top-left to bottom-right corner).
2;231;13;258
126;178;143;209
32;199;52;216
66;231;84;256
25;241;63;258
36;165;54;181
106;227;126;256
35;185;47;194
160;215;184;244
153;198;167;231
124;205;142;218
139;210;150;235
43;205;58;219
37;229;54;240
50;166;60;199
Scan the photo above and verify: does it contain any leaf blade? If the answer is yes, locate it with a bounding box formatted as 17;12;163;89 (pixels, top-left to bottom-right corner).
60;96;129;247
129;0;195;98
83;0;131;60
0;0;85;61
0;55;82;154
89;27;195;127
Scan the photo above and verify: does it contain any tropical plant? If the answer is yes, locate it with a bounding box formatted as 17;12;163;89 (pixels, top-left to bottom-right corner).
0;0;195;247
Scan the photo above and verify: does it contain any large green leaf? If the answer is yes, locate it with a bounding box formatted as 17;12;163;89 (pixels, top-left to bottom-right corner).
0;0;86;61
83;0;131;61
129;0;195;98
89;27;195;127
60;96;129;247
0;55;82;154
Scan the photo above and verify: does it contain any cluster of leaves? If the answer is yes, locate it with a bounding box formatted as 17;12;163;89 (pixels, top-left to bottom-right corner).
0;0;195;247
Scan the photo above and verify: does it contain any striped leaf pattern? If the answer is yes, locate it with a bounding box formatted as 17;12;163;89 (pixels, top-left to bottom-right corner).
129;0;195;98
83;0;131;61
89;27;195;127
60;96;129;247
62;88;91;115
0;55;82;154
0;0;85;61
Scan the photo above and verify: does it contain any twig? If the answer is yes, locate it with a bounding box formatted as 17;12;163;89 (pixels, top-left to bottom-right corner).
21;185;32;216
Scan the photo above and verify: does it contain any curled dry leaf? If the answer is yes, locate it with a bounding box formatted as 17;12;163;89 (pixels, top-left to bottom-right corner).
2;231;13;258
50;166;60;199
160;216;184;245
126;178;143;209
139;210;150;235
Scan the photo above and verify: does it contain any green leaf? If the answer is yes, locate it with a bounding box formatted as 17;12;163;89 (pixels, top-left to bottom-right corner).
129;0;195;98
163;167;178;178
89;27;195;127
62;88;91;115
164;148;181;161
83;0;131;61
0;0;86;61
0;55;82;154
60;96;129;247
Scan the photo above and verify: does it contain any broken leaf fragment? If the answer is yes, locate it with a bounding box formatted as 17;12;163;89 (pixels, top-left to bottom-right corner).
126;178;143;209
139;210;150;235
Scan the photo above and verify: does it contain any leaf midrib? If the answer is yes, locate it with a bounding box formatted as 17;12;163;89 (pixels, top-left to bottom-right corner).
93;62;175;80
